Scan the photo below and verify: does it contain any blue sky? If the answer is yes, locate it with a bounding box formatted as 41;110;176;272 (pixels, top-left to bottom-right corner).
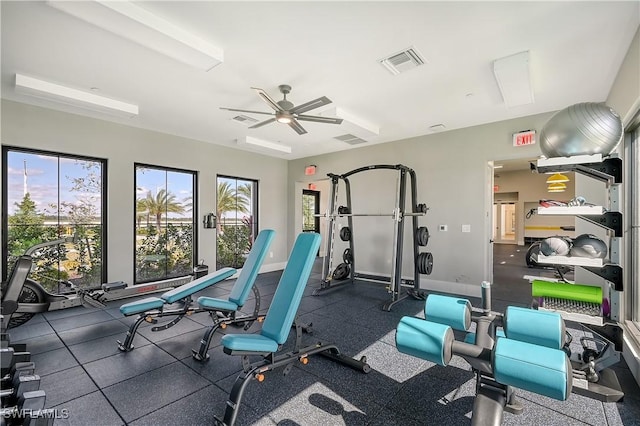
7;151;251;219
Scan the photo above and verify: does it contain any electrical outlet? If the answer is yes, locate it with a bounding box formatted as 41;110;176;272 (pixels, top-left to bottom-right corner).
269;251;273;258
439;225;448;231
462;224;471;233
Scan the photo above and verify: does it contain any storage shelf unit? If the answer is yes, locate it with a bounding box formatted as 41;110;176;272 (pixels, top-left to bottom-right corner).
532;154;624;314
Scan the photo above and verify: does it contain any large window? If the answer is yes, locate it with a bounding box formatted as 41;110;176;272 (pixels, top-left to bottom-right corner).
135;164;196;283
216;175;258;269
2;147;106;290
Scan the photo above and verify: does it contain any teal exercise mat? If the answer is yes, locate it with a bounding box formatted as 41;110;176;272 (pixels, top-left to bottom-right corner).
532;280;602;304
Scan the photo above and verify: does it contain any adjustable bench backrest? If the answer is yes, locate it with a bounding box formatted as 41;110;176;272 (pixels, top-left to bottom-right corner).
260;232;321;345
227;229;275;307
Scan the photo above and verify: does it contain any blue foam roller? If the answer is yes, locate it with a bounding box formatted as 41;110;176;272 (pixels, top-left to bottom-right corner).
504;306;565;349
494;338;571;400
424;294;471;331
396;317;453;366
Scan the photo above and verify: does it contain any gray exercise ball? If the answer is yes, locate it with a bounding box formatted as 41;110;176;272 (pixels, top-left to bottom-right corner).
539;102;623;158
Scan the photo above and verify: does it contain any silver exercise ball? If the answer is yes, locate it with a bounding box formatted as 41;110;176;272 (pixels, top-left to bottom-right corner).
539;102;623;158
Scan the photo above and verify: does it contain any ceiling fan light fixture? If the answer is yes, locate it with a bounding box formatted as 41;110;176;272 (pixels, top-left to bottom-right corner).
276;113;292;124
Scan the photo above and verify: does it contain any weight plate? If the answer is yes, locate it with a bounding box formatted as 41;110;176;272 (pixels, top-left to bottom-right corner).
340;227;351;241
333;263;351;280
417;203;428;214
417;252;434;275
343;248;353;264
417;226;430;247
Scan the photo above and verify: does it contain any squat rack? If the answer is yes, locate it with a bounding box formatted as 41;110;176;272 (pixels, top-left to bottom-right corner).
314;164;432;311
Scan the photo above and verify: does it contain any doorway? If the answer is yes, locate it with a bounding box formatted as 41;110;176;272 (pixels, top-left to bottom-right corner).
493;202;516;243
302;189;320;256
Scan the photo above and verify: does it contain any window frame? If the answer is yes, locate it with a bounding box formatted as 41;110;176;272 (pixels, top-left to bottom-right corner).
1;145;108;285
216;174;259;269
133;163;198;284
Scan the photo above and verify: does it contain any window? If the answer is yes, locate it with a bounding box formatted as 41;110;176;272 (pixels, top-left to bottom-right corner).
2;147;106;290
216;176;258;268
135;164;196;284
302;190;320;233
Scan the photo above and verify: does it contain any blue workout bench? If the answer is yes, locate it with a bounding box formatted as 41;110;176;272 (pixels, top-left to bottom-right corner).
117;229;275;354
396;282;572;426
214;233;371;426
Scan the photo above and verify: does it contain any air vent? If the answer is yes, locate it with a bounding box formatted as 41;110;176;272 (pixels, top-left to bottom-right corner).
335;134;368;145
232;115;259;125
380;47;426;75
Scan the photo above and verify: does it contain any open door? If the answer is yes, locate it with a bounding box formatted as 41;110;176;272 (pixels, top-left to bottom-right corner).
484;161;494;283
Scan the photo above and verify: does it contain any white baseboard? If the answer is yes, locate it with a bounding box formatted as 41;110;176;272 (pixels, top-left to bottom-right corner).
419;279;482;299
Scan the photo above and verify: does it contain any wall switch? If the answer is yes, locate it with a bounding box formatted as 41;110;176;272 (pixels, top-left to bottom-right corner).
439;225;448;231
269;251;274;258
462;224;471;233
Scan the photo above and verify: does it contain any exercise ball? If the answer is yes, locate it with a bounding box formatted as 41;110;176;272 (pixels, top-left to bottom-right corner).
540;237;571;256
570;234;607;259
539;103;623;158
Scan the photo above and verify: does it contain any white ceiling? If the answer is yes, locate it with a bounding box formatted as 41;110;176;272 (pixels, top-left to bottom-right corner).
1;1;638;160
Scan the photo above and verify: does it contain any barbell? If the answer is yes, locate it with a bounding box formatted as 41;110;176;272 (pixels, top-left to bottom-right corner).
315;204;429;219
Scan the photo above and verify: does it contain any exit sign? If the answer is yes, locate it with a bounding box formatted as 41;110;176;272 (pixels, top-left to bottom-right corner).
513;130;536;147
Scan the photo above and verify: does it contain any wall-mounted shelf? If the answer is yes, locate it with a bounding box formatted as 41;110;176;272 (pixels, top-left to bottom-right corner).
537;208;622;236
533;253;605;267
539;306;604;326
532;154;622;184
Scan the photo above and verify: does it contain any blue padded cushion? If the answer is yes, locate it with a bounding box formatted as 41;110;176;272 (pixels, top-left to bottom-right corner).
197;297;237;312
396;316;453;366
424;294;472;331
464;329;506;345
504;306;565;349
494;338;571;401
161;267;236;304
221;334;279;353
120;297;164;316
227;229;275;307
260;233;321;345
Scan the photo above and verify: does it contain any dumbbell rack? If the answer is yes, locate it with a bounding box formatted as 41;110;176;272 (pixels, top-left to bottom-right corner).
531;153;624;402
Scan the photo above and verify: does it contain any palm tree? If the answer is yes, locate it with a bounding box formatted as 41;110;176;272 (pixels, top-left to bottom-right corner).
143;189;185;230
217;181;247;233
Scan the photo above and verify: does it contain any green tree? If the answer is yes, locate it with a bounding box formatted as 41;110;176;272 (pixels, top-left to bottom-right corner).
217;181;249;232
7;193;49;256
142;189;185;230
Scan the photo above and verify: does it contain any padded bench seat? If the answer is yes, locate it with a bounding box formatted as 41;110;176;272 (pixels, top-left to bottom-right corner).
119;267;237;316
120;297;165;316
197;297;238;312
222;334;279;353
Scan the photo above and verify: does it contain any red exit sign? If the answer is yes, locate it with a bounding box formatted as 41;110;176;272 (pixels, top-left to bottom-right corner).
513;130;536;147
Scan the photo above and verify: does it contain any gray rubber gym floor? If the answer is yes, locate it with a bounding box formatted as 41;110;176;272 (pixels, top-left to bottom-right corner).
8;246;640;425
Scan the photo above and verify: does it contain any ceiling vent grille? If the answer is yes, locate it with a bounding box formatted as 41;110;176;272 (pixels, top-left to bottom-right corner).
335;134;368;145
232;115;259;125
380;47;426;75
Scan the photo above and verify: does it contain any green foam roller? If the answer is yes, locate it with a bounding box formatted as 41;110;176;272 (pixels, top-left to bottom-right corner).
532;280;602;304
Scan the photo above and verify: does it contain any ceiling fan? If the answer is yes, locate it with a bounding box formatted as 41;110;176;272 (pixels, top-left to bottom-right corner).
221;85;343;135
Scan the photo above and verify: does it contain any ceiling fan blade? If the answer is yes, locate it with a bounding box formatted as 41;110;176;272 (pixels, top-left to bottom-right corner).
249;117;277;129
296;114;343;125
289;96;332;114
288;119;307;135
251;87;283;112
220;107;275;116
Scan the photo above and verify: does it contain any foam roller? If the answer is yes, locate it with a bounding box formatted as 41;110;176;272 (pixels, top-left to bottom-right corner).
532;280;602;304
494;338;572;401
424;294;471;331
504;307;564;349
396;317;453;366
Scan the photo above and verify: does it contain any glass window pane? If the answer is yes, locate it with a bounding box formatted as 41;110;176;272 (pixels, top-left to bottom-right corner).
135;165;196;284
3;149;106;292
217;176;258;269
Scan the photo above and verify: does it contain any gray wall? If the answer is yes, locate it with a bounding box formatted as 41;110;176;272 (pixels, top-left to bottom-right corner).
1;100;290;285
288;111;555;296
